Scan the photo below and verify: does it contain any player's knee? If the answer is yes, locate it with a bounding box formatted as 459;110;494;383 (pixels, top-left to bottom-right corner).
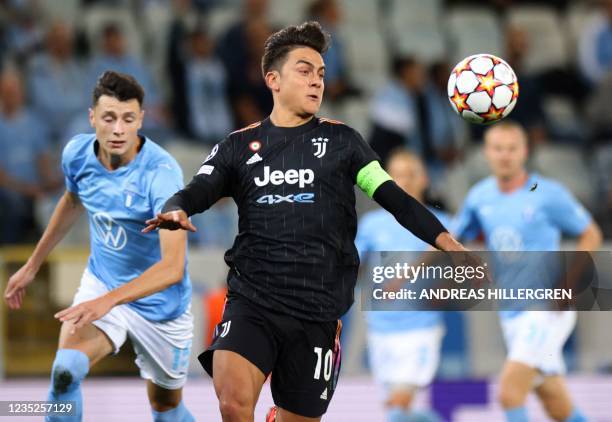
150;395;182;413
50;349;89;394
218;389;253;419
498;385;526;409
538;398;571;421
386;389;414;409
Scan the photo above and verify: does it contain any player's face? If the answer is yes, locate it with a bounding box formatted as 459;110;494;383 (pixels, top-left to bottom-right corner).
484;127;528;180
275;47;325;116
387;156;428;198
89;95;143;161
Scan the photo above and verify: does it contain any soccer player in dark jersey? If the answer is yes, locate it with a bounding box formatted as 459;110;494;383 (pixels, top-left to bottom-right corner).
144;21;469;422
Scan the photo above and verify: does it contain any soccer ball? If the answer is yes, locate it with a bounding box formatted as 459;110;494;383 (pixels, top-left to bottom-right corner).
447;54;519;124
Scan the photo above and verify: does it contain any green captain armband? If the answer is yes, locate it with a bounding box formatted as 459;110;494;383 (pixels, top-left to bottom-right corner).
356;161;392;198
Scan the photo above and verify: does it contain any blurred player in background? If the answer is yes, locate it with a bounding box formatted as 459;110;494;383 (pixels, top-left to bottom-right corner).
3;71;195;422
355;149;447;422
144;21;471;422
454;121;602;422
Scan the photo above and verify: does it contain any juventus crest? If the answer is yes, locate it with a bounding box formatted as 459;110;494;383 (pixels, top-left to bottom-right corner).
311;137;328;158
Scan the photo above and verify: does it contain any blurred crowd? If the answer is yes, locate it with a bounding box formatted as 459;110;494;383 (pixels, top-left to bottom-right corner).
0;0;610;246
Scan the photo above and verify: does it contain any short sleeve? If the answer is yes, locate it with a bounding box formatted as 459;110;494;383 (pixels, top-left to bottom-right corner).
545;183;592;236
61;140;79;193
150;160;185;214
346;127;381;183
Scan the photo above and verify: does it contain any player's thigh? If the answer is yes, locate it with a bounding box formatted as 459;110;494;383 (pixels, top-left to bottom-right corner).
277;407;321;422
271;319;342;419
213;349;266;407
534;376;573;420
146;380;183;412
128;308;193;391
58;321;114;366
498;360;538;405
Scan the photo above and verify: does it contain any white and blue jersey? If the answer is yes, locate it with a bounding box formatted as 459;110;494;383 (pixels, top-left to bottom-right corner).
355;207;451;333
453;174;592;318
61;134;191;322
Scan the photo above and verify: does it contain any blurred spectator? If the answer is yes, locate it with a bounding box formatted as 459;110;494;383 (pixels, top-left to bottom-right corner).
429;61;464;165
166;0;194;136
307;0;360;102
87;22;166;131
0;68;61;244
167;17;233;143
578;0;612;85
184;28;233;144
3;5;44;66
216;0;273;126
586;71;612;145
28;21;87;144
504;26;547;145
368;57;458;190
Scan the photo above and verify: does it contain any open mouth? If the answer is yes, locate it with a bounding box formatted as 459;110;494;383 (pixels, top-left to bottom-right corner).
307;94;319;101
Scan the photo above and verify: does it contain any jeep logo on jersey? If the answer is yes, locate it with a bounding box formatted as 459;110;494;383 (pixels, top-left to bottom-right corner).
93;212;127;251
312;137;328;158
253;166;314;188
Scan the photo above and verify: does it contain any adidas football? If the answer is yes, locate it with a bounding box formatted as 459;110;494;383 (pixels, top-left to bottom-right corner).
447;54;519;124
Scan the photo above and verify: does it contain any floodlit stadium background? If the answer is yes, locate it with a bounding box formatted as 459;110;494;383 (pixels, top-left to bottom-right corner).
0;0;611;420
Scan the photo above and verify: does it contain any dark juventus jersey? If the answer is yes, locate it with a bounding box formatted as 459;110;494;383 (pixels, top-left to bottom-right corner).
169;116;379;321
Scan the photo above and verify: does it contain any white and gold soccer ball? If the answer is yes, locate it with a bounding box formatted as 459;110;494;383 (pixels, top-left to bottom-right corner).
447;53;519;124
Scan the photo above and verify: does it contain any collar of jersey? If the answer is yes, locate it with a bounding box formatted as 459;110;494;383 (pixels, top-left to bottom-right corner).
494;172;539;196
92;135;147;175
261;116;319;138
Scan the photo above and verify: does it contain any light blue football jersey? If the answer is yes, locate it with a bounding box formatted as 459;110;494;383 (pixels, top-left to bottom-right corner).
61;134;191;321
356;207;450;333
453;173;592;319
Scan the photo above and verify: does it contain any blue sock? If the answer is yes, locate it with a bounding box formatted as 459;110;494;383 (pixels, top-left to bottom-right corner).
406;410;443;422
388;408;442;422
564;408;588;422
505;406;528;422
388;407;411;422
152;401;195;422
46;349;89;422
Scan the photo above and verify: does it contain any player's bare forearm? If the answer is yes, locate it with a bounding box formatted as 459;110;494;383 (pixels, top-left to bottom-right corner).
576;222;603;252
26;190;83;271
104;230;187;306
435;232;468;252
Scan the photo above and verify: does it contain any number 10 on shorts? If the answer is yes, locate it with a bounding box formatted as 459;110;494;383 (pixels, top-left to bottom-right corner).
313;347;333;381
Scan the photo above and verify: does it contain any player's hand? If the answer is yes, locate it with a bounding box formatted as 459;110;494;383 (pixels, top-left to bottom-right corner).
54;296;115;334
446;247;492;287
4;264;37;310
142;209;197;233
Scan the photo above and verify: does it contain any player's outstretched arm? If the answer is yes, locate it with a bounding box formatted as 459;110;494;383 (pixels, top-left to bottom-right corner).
142;209;197;233
4;190;84;309
55;229;187;332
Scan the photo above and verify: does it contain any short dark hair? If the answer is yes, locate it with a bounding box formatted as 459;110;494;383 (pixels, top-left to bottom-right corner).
92;70;144;107
261;21;330;76
391;56;417;78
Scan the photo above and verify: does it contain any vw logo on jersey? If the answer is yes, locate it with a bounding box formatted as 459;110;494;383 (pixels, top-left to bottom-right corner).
490;226;524;263
93;212;127;251
312;137;328;158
